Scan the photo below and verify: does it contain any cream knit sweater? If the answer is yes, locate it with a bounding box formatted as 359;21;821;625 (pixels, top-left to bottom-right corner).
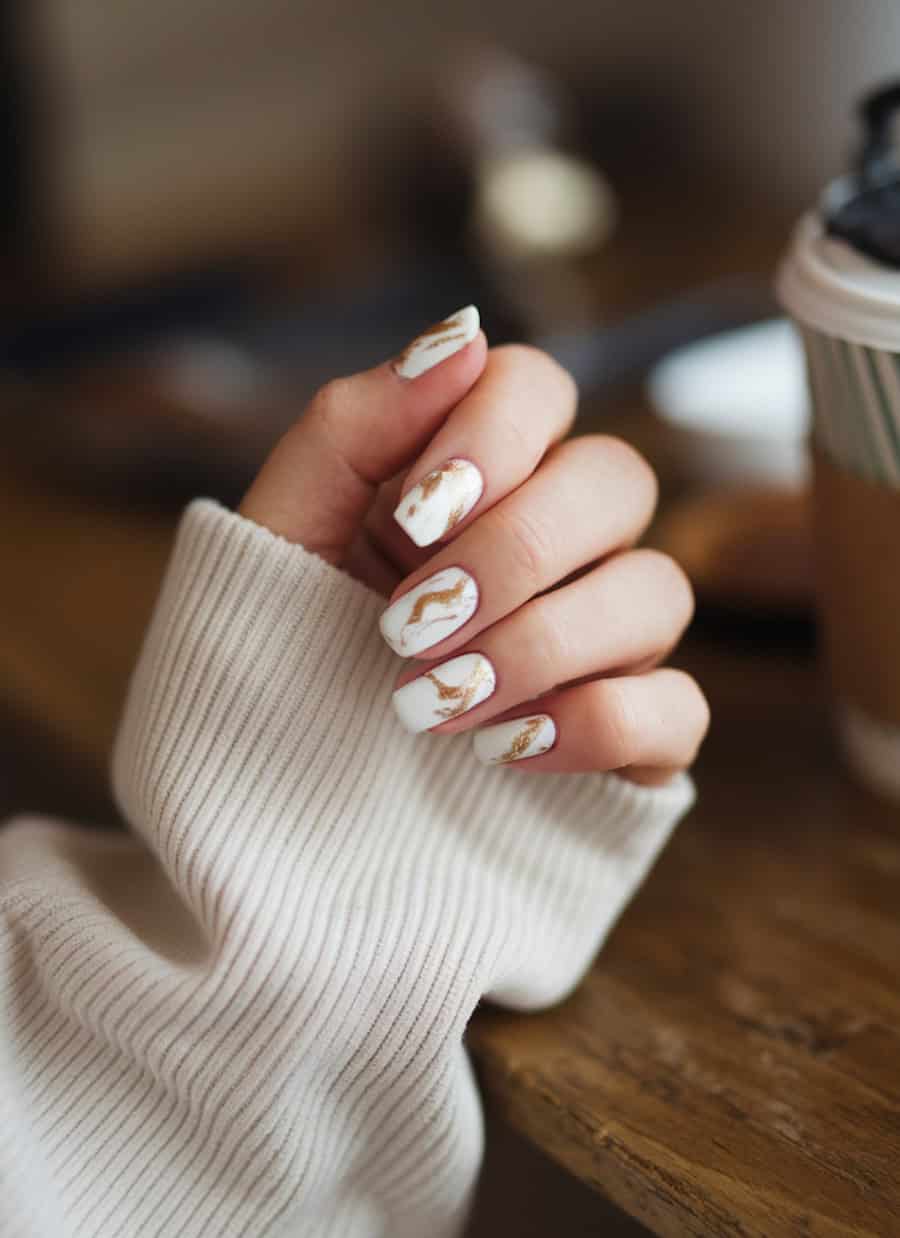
0;499;694;1238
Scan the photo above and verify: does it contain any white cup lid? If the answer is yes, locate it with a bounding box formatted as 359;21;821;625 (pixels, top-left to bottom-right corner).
776;203;900;351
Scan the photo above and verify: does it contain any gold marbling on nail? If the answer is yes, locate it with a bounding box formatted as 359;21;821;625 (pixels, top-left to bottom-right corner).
445;501;467;531
426;659;493;720
498;717;547;762
392;305;480;381
379;567;478;657
393;458;484;548
406;577;467;627
394;318;464;371
391;651;496;732
472;713;556;765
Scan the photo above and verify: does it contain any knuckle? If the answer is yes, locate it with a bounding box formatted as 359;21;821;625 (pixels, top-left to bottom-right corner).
486;345;578;455
310;377;353;439
492;343;579;425
493;342;578;396
521;599;570;688
492;503;556;592
556;434;659;525
680;672;712;753
590;681;637;770
662;669;711;765
500;405;541;463
601;436;659;513
639;549;695;627
491;342;536;371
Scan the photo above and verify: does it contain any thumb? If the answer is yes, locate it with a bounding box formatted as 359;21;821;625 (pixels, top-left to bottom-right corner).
239;306;485;564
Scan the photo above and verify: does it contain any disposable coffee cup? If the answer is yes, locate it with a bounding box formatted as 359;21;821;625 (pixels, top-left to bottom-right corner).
777;108;900;802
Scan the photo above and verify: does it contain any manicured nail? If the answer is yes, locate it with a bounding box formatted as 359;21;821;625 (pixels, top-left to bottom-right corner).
380;567;478;656
391;653;496;733
472;715;556;764
394;459;484;548
393;304;480;380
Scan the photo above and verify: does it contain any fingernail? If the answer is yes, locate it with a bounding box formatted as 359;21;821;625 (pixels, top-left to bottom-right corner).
394;458;483;548
391;653;496;733
380;567;478;656
392;304;480;380
472;715;556;764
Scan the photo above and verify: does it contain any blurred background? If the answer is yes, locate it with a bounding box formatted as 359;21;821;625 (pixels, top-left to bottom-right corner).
2;2;899;1231
5;0;899;487
24;0;900;282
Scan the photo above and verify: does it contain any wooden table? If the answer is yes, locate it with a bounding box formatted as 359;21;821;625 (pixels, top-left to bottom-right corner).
469;633;900;1237
4;448;900;1238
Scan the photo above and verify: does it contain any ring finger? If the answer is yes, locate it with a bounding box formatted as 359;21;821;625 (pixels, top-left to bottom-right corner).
390;548;694;734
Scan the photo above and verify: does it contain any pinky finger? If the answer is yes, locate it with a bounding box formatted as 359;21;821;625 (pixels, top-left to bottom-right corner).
471;669;709;780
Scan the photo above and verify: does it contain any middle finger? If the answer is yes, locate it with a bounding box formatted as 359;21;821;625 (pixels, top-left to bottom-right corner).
378;435;657;659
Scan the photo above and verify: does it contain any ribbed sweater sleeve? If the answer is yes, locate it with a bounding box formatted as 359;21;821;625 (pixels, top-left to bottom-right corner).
0;499;694;1238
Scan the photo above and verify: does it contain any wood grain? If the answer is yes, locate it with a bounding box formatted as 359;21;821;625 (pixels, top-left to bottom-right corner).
468;639;900;1237
0;459;175;774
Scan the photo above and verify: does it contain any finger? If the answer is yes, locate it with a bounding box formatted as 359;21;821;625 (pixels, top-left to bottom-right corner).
469;670;710;775
390;549;694;734
389;344;577;549
239;306;486;563
363;472;435;578
378;436;658;658
342;528;401;598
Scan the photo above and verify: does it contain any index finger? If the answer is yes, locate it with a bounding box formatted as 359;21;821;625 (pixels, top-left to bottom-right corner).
391;344;578;549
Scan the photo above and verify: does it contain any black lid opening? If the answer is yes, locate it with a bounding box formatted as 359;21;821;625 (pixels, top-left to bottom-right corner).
825;80;900;269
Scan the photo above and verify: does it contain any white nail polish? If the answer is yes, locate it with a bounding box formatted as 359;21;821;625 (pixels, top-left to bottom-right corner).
393;304;480;380
394;459;484;548
391;653;496;734
472;715;556;764
380;567;478;656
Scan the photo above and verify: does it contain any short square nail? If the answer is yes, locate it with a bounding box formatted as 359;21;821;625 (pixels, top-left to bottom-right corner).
391;653;496;733
379;567;478;656
392;304;479;380
393;459;484;548
472;715;556;764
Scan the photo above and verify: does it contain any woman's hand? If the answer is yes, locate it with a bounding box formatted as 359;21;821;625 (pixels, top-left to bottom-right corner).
240;306;708;785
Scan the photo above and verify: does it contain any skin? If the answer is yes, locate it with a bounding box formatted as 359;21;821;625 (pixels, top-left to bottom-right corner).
240;332;710;785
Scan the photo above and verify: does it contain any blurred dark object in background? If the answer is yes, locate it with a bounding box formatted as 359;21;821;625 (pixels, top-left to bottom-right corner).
5;260;508;506
0;3;29;264
825;78;900;268
1;26;776;511
0;1;41;295
1;4;886;588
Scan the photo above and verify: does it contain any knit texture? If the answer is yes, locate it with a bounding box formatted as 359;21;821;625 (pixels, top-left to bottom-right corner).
0;499;694;1237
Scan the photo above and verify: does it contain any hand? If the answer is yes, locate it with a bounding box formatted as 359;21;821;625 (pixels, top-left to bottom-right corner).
240;306;708;785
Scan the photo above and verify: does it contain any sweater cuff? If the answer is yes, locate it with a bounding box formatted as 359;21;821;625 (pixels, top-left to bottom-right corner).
113;499;694;1007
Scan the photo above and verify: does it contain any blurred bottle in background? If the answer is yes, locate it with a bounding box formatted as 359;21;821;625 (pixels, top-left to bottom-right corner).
0;2;39;299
